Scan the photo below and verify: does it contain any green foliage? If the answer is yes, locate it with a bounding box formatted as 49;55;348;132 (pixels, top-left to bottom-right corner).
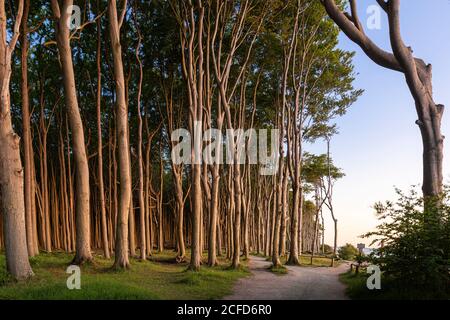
354;253;366;265
362;187;450;298
302;152;344;186
338;243;359;261
340;188;450;300
340;270;450;300
322;244;333;255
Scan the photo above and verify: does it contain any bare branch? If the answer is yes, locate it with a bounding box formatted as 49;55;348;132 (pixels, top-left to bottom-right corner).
321;0;402;72
8;0;24;50
349;0;363;31
118;0;128;30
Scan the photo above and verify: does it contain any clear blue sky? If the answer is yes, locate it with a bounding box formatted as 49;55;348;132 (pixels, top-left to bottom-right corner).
306;0;450;247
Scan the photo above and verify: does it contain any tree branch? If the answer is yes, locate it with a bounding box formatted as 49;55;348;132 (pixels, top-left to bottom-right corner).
321;0;402;72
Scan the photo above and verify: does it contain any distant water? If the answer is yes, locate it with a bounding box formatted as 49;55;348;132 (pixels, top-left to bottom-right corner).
362;248;375;255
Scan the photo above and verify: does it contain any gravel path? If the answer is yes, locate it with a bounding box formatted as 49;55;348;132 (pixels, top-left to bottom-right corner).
224;256;350;300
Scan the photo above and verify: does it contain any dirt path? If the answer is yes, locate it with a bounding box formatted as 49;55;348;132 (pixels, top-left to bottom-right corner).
224;256;350;300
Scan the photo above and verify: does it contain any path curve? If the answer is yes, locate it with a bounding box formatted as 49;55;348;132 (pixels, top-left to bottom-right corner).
224;256;350;300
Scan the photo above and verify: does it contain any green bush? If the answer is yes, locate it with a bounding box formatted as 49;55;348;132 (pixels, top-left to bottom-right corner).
364;187;450;298
322;244;333;255
338;243;359;261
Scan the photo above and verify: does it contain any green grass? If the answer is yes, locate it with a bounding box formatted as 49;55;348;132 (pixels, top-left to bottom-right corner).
339;271;450;300
0;251;249;300
339;271;375;300
299;255;339;267
264;254;338;268
268;265;288;275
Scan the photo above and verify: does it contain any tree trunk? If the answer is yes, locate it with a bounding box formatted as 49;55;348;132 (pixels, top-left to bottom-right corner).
20;0;38;257
279;167;288;257
322;0;445;200
207;167;220;266
108;0;131;269
173;169;185;261
52;0;92;264
287;185;300;265
0;0;33;280
135;22;146;261
96;6;110;259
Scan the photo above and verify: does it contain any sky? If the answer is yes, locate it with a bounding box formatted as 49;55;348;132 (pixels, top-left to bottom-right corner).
305;0;450;248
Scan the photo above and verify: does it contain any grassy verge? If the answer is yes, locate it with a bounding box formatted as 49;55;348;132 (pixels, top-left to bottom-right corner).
264;254;339;268
0;251;249;300
299;255;339;267
339;271;375;300
268;265;288;275
339;271;450;300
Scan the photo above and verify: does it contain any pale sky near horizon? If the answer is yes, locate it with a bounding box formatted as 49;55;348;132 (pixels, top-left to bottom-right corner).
305;0;450;248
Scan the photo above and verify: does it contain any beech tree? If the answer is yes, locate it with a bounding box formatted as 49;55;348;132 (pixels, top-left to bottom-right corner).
0;0;362;278
95;0;110;259
173;0;205;271
302;152;343;263
259;0;360;267
321;0;445;200
108;0;131;269
51;0;92;264
0;0;34;280
21;0;39;257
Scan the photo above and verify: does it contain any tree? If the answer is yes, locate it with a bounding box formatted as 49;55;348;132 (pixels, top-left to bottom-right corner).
0;0;34;280
132;1;146;261
321;0;445;200
173;0;205;271
250;0;361;267
21;0;39;257
0;0;363;282
302;152;344;263
323;136;344;258
108;0;131;269
51;0;92;264
338;243;359;261
208;0;267;269
95;0;110;259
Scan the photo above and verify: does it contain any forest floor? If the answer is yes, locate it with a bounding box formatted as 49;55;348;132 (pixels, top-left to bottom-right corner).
225;256;350;300
0;251;351;300
0;251;249;300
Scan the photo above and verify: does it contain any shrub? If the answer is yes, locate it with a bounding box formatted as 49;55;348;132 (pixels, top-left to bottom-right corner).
364;187;450;298
338;243;359;261
322;244;333;255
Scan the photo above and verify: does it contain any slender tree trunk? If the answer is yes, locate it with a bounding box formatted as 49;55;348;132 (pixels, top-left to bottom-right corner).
298;188;303;256
208;166;220;266
108;0;131;269
144;125;154;257
272;183;282;267
96;7;110;259
52;0;92;264
129;194;136;257
207;109;223;266
179;1;205;271
310;184;321;265
134;21;146;261
157;155;164;253
20;0;38;257
173;168;185;261
287;185;300;265
279;167;288;257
